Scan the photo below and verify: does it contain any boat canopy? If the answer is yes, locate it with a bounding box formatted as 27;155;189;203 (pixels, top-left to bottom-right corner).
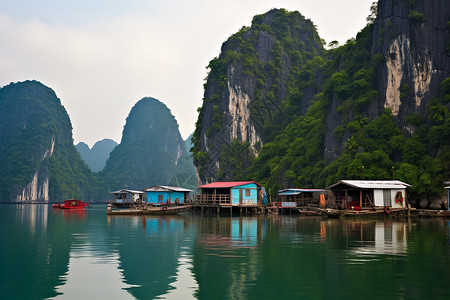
278;188;327;196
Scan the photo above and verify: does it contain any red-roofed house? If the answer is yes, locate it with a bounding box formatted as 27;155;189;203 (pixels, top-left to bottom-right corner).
196;181;264;206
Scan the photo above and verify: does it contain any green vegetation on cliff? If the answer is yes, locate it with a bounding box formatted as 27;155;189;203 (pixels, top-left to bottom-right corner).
249;19;449;200
192;8;324;182
101;97;197;194
0;81;100;201
194;3;450;204
0;83;196;202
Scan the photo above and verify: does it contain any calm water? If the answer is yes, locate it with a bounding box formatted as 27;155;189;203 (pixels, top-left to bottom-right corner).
1;205;449;299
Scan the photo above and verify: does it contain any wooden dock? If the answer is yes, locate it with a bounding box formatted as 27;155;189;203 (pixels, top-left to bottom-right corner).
106;204;193;215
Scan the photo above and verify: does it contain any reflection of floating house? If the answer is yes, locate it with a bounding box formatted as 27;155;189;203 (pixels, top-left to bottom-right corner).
349;221;408;256
143;185;192;205
276;188;327;208
111;189;144;203
195;181;266;215
327;180;411;210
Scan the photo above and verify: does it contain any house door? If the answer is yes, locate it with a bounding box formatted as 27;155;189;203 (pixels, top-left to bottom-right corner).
239;189;243;205
383;189;392;206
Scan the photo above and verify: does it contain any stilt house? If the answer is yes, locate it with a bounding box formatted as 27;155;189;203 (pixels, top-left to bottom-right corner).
327;180;411;210
196;181;265;206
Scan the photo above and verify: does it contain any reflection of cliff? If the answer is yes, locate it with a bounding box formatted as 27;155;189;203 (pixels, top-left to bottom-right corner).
0;205;73;299
53;238;136;299
109;215;196;300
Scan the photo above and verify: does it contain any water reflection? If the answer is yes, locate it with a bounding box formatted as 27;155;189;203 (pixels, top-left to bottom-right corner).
196;217;266;260
52;208;87;220
15;204;48;235
51;234;137;300
156;249;198;299
347;221;407;258
2;206;450;300
106;215;197;300
193;217;266;299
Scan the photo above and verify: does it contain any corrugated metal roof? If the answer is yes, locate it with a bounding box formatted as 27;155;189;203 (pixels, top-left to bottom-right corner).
110;189;144;194
143;185;192;192
199;181;262;188
327;180;411;190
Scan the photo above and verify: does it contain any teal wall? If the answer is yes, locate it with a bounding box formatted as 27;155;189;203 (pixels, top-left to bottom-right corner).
146;191;185;204
231;183;258;205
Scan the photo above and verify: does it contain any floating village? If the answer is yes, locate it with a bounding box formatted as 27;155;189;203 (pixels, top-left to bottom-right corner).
53;180;450;219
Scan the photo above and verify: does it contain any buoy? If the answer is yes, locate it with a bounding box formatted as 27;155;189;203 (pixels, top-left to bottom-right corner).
384;206;391;214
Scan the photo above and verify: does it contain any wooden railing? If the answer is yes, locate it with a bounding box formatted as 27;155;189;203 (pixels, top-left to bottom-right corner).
195;194;231;205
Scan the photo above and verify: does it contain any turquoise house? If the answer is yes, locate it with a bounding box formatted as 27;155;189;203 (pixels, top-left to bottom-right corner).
143;185;192;205
197;181;266;206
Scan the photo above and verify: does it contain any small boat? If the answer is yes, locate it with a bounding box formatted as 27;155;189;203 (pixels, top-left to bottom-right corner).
52;199;89;209
298;208;322;216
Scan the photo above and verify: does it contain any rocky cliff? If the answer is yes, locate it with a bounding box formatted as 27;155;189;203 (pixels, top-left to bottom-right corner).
323;0;450;161
0;81;97;202
372;0;450;122
192;8;323;183
101;97;197;191
195;0;450;205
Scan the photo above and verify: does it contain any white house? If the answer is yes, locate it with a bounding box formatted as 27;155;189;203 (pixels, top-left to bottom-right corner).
327;180;411;209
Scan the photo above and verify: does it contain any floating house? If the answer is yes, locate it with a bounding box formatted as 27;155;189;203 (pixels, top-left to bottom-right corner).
111;189;144;203
276;188;327;208
143;185;192;205
327;180;411;210
196;181;266;206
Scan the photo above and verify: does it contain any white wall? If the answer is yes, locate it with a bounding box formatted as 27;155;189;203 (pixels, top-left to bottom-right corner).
374;189;384;206
374;189;406;207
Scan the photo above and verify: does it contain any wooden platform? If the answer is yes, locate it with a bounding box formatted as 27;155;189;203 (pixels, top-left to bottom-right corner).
317;207;408;218
106;205;193;215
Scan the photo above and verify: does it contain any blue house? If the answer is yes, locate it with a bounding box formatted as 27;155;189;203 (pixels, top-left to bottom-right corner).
196;181;266;206
143;185;192;205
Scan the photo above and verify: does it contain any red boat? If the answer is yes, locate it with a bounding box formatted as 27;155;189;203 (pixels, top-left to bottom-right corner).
52;199;89;209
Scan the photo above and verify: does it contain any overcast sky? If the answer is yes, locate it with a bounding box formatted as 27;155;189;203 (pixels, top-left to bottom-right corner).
0;0;374;147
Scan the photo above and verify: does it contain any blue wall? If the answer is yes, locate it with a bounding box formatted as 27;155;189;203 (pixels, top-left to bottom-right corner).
231;183;259;205
232;218;258;247
146;191;185;204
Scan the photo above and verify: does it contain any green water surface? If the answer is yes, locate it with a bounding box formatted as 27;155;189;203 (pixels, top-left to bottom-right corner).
0;205;449;299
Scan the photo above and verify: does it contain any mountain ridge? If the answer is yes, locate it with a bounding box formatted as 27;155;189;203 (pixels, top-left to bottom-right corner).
75;139;118;172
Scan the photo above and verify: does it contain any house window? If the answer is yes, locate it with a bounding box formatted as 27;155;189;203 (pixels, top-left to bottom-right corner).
158;195;163;202
245;189;251;197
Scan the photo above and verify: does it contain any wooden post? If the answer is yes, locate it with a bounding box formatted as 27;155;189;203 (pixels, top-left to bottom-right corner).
360;189;363;208
344;190;348;209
